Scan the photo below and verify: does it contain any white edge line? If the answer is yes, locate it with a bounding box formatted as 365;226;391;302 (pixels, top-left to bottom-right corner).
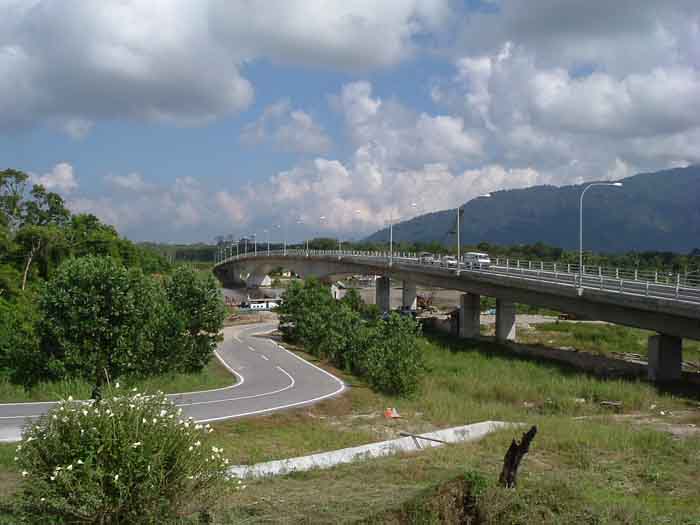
0;340;245;409
196;332;346;424
176;366;295;408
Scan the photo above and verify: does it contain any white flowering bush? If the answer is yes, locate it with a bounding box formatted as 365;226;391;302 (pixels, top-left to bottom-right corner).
14;385;229;523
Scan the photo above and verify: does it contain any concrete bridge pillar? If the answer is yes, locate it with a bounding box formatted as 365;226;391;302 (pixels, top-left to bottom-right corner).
402;281;417;311
648;334;682;382
495;299;516;342
459;293;480;338
376;276;391;313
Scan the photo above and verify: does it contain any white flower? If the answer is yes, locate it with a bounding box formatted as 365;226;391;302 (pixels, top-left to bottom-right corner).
21;470;28;477
152;418;157;424
132;442;142;448
188;446;194;451
52;415;58;420
115;382;120;388
67;396;73;402
82;410;88;416
114;474;119;482
194;441;201;447
142;418;147;424
224;459;229;465
208;428;214;433
77;460;84;465
50;475;55;481
40;498;45;502
13;457;18;462
66;464;73;471
159;410;167;417
16;445;22;451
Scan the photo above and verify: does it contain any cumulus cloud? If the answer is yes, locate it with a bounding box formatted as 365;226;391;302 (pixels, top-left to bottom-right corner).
333;81;483;168
241;100;332;153
105;172;153;192
31;163;78;194
0;0;449;134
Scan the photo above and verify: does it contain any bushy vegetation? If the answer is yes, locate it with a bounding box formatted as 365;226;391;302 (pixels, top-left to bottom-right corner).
14;386;228;523
0;255;225;396
278;280;424;396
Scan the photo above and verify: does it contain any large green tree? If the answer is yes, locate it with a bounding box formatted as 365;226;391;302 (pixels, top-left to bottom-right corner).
39;256;181;395
165;266;226;372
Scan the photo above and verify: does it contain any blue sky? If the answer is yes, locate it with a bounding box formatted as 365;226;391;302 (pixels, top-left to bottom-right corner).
2;1;699;243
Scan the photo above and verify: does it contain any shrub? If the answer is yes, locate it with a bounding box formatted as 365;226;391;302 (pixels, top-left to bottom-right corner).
14;386;229;523
165;266;226;373
39;256;183;393
0;295;44;384
362;313;424;396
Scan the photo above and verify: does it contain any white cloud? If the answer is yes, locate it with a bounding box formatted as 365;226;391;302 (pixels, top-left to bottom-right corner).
241;100;332;153
31;163;78;194
0;0;449;134
333;81;483;169
105;172;153;192
62;118;94;140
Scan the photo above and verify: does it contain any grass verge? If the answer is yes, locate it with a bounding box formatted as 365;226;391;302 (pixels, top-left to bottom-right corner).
519;321;700;364
0;356;235;403
2;332;699;523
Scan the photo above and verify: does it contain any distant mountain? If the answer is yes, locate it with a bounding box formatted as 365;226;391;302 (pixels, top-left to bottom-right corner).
365;165;700;253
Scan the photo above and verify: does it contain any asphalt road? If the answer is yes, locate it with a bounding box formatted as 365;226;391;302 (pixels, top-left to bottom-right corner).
0;323;345;442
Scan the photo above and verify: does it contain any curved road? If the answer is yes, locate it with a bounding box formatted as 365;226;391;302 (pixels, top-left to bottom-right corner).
0;323;345;442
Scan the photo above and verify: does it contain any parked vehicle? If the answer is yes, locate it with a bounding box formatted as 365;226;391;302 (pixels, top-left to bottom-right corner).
463;252;491;268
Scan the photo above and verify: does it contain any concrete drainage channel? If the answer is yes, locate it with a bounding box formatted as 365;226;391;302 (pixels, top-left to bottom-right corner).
228;420;520;479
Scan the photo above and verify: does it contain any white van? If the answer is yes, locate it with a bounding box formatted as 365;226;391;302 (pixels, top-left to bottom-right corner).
463;252;491;268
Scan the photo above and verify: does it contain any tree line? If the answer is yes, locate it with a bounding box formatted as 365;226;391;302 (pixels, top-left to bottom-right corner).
0;168;225;396
278;279;424;396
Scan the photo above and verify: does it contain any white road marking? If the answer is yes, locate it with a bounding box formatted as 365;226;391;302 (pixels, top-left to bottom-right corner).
176;366;295;408
248;346;256;352
259;355;269;361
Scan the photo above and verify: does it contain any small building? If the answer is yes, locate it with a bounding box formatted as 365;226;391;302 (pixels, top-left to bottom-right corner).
241;297;282;310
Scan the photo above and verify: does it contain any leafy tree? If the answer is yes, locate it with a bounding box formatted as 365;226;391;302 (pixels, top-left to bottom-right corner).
165;266;226;372
0;295;43;384
39;256;178;395
278;278;336;353
362;313;424;396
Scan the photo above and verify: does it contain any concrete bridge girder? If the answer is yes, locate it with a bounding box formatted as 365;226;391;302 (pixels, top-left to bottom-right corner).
215;255;700;382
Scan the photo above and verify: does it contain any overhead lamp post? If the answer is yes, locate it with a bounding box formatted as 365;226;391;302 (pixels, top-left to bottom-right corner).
389;203;417;267
264;229;270;256
297;218;309;255
456;193;491;275
252;233;257;256
275;224;285;256
578;182;623;295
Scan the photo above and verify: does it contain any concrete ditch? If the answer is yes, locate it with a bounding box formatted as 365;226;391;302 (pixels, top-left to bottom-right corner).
228;420;520;479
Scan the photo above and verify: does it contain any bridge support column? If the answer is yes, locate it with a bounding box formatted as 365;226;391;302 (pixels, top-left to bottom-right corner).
495;299;516;342
648;334;682;382
402;281;417;311
459;293;480;338
376;276;391;314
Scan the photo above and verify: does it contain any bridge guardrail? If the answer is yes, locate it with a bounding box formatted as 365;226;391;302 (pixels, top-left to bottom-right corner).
215;249;700;306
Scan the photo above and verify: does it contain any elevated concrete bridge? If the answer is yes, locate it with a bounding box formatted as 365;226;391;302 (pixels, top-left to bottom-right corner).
214;249;700;383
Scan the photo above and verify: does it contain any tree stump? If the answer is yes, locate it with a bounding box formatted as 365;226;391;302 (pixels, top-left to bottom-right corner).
498;425;537;488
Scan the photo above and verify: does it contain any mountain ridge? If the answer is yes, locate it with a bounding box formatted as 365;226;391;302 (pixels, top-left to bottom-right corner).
365;165;700;253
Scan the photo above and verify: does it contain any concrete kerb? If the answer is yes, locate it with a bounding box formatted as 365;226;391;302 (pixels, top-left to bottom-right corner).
228;420;521;479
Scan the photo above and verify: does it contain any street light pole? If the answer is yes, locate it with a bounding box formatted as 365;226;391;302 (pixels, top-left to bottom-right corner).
457;193;491;275
264;229;270;256
578;182;623;295
253;234;257;256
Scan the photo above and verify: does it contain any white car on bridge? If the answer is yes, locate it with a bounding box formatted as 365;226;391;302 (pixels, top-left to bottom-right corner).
464;252;491;268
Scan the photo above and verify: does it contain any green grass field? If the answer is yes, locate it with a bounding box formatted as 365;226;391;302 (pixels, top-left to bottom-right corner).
2;332;699;523
0;356;235;403
519;321;700;364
